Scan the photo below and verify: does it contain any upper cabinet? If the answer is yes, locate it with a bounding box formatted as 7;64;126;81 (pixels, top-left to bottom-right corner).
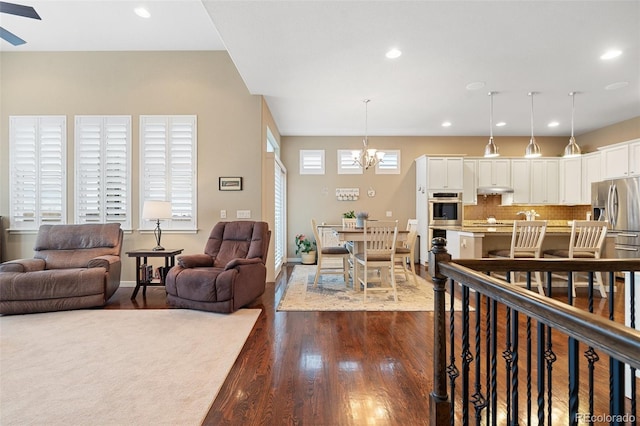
531;159;559;204
510;159;531;204
427;157;464;190
477;158;511;188
463;159;477;204
559;157;582;205
600;139;640;179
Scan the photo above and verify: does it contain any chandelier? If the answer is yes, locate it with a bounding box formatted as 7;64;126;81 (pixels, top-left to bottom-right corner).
353;99;384;170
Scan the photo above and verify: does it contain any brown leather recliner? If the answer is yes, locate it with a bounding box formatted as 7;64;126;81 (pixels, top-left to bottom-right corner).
165;221;270;313
0;223;123;315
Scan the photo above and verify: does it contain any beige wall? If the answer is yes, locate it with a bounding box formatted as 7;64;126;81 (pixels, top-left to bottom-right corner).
0;51;265;281
577;116;640;151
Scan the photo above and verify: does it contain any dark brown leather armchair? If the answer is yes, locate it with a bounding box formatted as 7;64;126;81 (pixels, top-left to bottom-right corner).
165;221;270;313
0;223;123;315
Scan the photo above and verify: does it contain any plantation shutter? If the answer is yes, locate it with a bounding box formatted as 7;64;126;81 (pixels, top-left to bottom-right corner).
274;159;286;269
337;149;363;174
375;150;401;174
75;116;131;229
299;150;325;175
140;115;197;230
9;116;66;230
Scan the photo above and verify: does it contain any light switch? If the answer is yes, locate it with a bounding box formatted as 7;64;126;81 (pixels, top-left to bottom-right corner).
386;211;392;217
236;210;251;219
220;210;227;219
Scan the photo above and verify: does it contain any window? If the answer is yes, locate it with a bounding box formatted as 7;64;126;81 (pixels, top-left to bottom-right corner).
9;116;66;230
75;116;132;229
299;150;325;175
376;150;401;174
337;150;363;174
139;115;197;231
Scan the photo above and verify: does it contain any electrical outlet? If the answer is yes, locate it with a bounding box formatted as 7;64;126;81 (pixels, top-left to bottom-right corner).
236;210;251;219
220;210;227;219
386;211;392;217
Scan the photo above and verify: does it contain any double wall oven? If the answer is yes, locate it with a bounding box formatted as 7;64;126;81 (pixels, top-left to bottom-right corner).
428;192;463;243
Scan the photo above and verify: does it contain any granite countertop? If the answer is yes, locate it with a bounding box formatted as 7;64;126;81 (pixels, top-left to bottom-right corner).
431;220;612;235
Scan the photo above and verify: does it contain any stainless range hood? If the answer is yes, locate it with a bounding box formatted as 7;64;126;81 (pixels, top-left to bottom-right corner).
477;186;514;195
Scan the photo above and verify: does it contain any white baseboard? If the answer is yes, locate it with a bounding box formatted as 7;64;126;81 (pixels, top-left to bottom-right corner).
120;281;136;288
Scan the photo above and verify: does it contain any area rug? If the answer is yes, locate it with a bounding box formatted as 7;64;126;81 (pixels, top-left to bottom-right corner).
0;308;260;426
278;265;464;312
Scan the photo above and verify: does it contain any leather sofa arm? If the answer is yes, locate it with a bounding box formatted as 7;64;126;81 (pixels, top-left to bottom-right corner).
178;254;214;269
224;257;262;270
0;258;46;273
88;255;120;271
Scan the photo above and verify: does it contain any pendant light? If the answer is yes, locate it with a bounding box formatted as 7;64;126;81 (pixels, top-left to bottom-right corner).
563;92;582;158
524;92;541;158
484;91;499;157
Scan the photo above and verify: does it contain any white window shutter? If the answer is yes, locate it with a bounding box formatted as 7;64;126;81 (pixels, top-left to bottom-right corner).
9;116;66;230
375;150;401;174
337;149;363;174
300;150;325;175
75;116;131;229
140;115;197;231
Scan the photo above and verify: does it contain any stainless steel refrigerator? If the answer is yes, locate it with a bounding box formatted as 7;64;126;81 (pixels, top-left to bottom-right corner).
592;176;640;258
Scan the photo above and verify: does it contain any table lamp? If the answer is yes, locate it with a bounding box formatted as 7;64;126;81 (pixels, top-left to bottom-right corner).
142;201;172;251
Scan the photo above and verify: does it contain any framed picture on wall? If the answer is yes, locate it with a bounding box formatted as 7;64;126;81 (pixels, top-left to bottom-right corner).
219;177;243;191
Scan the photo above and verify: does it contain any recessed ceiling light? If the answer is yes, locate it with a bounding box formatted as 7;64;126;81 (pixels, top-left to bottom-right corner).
441;121;452;127
134;7;151;18
385;48;402;59
495;122;506;127
466;81;485;90
547;121;560;128
605;81;629;90
600;49;622;60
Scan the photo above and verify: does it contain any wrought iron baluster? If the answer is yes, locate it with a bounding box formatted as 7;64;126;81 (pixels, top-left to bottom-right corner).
503;305;513;425
545;322;556;426
471;291;487;425
461;284;472;425
447;278;459;425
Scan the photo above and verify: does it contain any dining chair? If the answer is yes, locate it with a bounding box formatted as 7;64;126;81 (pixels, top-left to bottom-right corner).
342;218;358;277
543;220;608;298
488;220;547;295
394;219;418;282
354;220;399;302
311;219;350;287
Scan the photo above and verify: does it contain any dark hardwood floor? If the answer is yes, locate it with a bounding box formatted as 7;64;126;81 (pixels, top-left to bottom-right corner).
106;264;635;425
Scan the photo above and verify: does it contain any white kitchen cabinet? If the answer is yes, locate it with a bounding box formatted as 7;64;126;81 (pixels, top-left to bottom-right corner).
477;158;511;188
600;139;640;178
427;157;464;190
415;156;428;264
463;159;477;204
509;159;531;204
559;157;582;205
581;151;601;204
530;159;559;204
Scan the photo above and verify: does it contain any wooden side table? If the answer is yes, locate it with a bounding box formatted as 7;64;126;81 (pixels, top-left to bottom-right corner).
126;249;183;299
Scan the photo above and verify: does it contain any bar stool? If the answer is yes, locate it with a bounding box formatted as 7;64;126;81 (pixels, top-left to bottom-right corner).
487;220;547;295
543;220;608;298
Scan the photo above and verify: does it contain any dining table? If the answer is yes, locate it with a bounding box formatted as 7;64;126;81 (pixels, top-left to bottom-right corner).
333;226;409;291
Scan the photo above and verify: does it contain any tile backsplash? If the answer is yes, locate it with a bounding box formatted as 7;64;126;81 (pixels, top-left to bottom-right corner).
464;195;592;221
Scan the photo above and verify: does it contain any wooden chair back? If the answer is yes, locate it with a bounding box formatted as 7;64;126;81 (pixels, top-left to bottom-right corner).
510;220;547;258
569;220;607;258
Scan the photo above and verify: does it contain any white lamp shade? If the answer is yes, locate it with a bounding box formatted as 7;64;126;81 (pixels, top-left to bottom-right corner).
142;201;172;220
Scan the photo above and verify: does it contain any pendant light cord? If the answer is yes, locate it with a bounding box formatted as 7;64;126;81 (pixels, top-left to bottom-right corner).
363;99;369;147
529;92;535;138
570;92;575;138
489;92;494;138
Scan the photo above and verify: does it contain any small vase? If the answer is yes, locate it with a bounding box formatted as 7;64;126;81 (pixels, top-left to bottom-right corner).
301;251;316;265
356;217;366;228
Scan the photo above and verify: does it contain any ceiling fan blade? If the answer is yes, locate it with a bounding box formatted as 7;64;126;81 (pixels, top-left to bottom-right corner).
0;26;26;45
0;1;41;20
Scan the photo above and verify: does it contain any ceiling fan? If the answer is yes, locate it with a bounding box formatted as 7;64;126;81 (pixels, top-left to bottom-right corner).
0;1;41;46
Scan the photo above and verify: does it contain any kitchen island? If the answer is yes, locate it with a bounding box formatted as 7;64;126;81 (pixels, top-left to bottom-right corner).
430;222;617;260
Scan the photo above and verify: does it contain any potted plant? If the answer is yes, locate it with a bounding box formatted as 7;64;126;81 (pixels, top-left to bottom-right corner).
355;211;369;228
295;234;317;264
343;210;355;219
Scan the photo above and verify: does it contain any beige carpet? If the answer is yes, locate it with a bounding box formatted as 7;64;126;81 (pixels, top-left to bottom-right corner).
278;264;464;312
0;308;260;426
